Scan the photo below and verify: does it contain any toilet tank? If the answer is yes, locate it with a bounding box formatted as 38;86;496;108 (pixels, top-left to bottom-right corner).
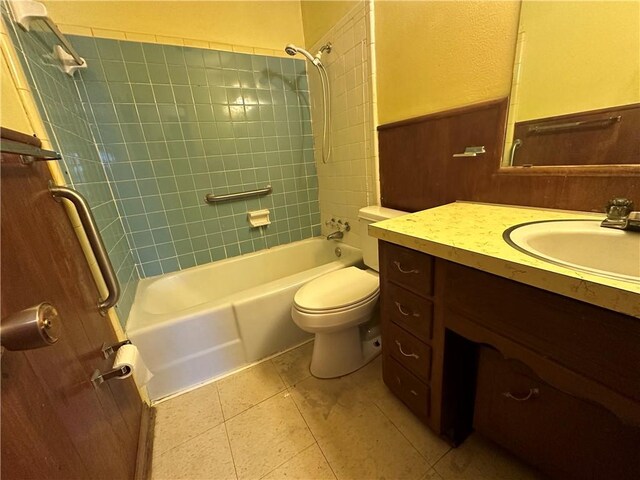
358;206;408;271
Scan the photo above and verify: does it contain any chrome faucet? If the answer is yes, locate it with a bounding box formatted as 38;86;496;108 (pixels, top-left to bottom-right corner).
325;218;350;240
601;198;640;232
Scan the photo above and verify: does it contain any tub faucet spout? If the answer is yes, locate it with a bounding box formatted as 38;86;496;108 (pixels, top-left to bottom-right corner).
326;231;343;240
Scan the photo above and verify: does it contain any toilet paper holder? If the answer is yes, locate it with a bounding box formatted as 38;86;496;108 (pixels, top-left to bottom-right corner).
91;339;132;388
91;365;131;388
101;339;131;358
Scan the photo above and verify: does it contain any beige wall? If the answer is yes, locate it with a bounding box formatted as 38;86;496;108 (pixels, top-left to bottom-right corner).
300;0;360;48
1;18;35;134
1;53;32;133
515;0;640;121
374;0;520;125
44;1;305;52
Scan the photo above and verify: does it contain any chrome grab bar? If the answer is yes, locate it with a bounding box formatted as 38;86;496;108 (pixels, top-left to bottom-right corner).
204;185;272;204
49;185;120;314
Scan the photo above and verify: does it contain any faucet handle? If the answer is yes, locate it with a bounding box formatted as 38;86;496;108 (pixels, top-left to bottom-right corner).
337;220;351;232
605;198;634;219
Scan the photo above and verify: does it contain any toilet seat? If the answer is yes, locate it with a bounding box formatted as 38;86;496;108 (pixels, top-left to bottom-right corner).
294;289;379;314
293;267;379;313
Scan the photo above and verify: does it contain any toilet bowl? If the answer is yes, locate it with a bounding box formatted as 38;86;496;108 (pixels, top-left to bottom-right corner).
291;206;407;378
292;267;380;378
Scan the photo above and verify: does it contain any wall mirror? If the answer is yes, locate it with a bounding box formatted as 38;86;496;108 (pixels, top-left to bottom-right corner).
501;0;640;168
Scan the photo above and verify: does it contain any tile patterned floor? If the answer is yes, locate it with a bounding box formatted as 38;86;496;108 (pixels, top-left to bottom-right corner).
151;342;545;479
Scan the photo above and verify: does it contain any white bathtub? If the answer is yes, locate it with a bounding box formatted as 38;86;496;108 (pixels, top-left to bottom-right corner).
126;238;362;400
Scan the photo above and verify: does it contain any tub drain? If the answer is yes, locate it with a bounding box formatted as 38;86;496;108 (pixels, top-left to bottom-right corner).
334;247;342;257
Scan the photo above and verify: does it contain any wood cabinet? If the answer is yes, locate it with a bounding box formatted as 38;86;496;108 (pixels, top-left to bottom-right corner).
475;346;640;480
378;240;640;478
379;242;436;427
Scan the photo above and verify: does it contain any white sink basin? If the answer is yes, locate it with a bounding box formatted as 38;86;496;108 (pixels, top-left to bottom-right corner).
505;220;640;283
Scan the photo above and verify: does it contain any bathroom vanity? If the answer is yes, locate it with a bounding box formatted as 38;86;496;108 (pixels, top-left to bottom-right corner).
371;202;640;479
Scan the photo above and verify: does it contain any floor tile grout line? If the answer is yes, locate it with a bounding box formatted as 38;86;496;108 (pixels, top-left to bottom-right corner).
222;419;240;480
269;356;289;386
220;384;288;423
153;421;223;462
371;398;452;468
256;442;319;480
369;401;433;475
429;446;454;473
286;384;340;480
152;382;226;459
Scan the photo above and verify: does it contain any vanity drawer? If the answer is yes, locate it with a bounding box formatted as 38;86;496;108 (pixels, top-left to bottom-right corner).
474;346;640;480
441;260;640;402
383;282;433;342
380;242;434;297
386;322;431;382
383;354;430;421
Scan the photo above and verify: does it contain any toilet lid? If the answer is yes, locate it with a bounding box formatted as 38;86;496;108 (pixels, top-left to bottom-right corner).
294;267;379;311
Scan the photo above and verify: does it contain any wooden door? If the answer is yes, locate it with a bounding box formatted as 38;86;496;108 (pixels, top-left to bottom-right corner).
1;131;143;479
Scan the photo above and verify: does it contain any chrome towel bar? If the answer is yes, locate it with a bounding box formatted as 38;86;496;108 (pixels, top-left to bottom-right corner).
0;138;62;163
205;185;272;204
9;0;84;66
527;116;621;134
49;184;120;314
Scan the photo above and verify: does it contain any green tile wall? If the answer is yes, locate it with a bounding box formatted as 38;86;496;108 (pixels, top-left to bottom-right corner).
72;36;320;277
4;9;138;324
5;3;320;297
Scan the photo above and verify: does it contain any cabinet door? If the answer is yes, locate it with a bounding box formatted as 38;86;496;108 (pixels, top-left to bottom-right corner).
1;149;142;479
474;347;640;480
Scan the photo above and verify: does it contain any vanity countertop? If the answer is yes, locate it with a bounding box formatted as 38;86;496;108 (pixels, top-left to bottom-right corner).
369;202;640;318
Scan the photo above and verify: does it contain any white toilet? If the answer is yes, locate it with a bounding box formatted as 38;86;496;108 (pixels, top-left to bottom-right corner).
291;206;407;378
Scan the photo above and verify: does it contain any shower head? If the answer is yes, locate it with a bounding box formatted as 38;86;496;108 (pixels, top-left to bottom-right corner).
284;44;317;64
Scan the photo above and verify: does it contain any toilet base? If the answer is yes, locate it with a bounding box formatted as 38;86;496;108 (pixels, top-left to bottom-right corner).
310;327;382;379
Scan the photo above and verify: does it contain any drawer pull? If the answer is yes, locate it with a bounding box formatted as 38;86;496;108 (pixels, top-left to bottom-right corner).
395;340;419;359
393;261;420;274
395;376;418;396
395;301;419;317
502;388;539;402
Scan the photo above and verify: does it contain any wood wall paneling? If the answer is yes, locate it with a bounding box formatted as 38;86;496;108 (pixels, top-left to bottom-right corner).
378;99;640;213
512;104;640;167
